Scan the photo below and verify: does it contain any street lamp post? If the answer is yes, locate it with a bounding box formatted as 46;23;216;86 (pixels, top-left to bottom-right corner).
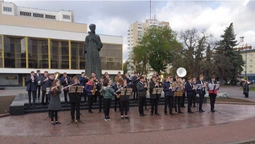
245;43;247;79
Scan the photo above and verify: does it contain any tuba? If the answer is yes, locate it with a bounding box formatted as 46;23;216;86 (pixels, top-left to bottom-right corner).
176;67;187;78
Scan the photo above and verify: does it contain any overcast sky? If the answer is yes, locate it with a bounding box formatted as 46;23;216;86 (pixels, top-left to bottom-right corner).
6;0;255;61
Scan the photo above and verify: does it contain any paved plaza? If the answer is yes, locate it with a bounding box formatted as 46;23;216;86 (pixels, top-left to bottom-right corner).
0;86;255;144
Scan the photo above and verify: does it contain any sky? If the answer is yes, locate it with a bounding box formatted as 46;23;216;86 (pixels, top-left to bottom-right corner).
5;0;255;61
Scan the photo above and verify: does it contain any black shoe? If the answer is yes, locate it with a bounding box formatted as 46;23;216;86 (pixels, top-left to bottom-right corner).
98;111;101;113
140;114;144;117
178;112;184;114
150;113;153;116
88;111;93;113
193;105;196;107
181;106;186;108
164;112;168;115
188;111;193;114
155;113;160;116
211;110;215;112
170;113;174;115
142;114;147;116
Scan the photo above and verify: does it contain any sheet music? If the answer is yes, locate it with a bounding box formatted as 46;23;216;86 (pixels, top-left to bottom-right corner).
196;84;203;90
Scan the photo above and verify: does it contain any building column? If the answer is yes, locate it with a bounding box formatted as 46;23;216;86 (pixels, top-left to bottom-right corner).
25;37;28;68
48;39;51;69
69;40;71;69
1;35;4;67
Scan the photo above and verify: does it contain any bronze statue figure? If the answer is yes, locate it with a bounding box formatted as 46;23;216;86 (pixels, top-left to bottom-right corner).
84;24;103;79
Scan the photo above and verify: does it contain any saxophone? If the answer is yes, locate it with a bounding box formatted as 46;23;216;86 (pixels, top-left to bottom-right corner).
92;80;98;95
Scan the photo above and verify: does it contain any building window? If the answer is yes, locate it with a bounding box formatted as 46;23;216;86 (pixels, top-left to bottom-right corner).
250;71;252;73
63;14;70;20
106;57;115;62
250;54;253;57
71;42;84;69
250;59;252;62
28;38;48;68
51;40;69;69
4;36;26;68
250;65;253;68
20;11;31;17
3;7;12;12
33;13;44;18
45;14;56;19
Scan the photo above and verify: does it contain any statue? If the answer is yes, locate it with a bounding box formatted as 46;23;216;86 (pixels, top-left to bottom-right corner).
84;24;103;79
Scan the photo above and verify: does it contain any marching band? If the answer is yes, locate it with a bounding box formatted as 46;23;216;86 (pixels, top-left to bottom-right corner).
27;69;222;125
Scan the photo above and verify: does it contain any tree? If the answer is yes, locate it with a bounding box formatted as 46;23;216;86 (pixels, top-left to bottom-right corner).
173;29;215;78
215;23;244;85
122;61;128;74
132;25;180;74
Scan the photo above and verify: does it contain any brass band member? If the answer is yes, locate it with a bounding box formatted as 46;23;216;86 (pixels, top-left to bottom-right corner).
112;76;122;112
69;76;82;122
149;76;160;115
137;76;147;117
131;72;139;101
163;76;174;115
26;71;38;108
41;71;49;106
48;79;62;125
100;78;115;121
98;77;104;113
185;77;194;113
172;77;184;114
196;74;207;113
85;77;95;113
180;78;186;108
79;72;88;103
192;77;197;107
119;79;131;119
207;75;220;112
60;72;71;105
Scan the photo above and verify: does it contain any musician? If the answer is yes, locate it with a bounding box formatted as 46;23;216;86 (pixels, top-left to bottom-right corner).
35;70;43;100
103;72;110;81
60;72;71;104
45;74;54;103
207;75;220;112
92;72;99;103
48;79;62;125
125;73;132;86
172;77;184;114
79;72;88;103
180;78;186;108
149;76;160;115
112;76;122;112
119;79;131;119
142;74;148;110
243;79;250;98
45;74;54;118
131;72;139;101
137;76;147;117
192;77;197;107
185;77;194;113
69;76;82;122
85;77;95;113
196;74;206;113
53;72;60;80
26;71;38;108
99;78;115;121
41;71;49;106
97;77;104;113
163;76;174;115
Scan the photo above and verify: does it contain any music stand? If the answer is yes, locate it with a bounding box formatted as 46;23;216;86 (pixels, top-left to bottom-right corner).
117;88;132;122
67;86;84;127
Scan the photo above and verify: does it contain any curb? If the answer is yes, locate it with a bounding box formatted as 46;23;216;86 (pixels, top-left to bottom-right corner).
0;113;10;118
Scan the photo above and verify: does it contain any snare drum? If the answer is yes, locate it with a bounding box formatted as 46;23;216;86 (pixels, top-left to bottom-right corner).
46;87;50;95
